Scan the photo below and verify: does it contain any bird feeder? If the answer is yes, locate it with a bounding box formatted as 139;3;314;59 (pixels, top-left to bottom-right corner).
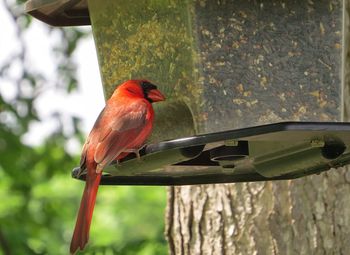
25;0;350;185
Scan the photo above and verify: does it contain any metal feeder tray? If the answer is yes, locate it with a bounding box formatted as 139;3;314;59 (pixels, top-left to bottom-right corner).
72;122;350;186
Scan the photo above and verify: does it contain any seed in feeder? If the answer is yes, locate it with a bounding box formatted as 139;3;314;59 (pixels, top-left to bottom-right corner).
236;109;242;117
320;113;331;121
320;22;325;35
260;76;268;88
251;99;258;105
233;99;245;105
202;29;211;36
278;93;286;102
234;25;243;32
298;106;307;114
243;91;252;97
236;84;244;93
232;41;240;49
215;61;225;66
319;101;327;108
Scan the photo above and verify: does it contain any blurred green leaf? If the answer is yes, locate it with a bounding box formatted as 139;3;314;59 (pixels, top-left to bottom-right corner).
0;1;167;254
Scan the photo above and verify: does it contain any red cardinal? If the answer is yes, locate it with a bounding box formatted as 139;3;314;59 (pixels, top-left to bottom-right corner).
70;80;165;254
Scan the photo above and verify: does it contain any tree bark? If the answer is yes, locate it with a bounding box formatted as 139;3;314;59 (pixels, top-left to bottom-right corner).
167;173;350;254
166;1;350;254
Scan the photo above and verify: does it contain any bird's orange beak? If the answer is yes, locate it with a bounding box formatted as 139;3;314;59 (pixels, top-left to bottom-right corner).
148;89;166;102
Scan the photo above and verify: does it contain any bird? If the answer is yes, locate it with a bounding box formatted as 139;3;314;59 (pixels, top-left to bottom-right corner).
70;80;165;254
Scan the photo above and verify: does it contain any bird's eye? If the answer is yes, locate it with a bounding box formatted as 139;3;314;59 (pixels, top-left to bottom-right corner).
141;81;157;91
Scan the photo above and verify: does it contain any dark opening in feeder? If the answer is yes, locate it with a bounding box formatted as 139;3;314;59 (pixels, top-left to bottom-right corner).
25;0;350;185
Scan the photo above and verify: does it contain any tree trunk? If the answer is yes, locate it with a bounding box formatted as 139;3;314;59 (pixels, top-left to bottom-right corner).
166;1;350;254
166;174;350;254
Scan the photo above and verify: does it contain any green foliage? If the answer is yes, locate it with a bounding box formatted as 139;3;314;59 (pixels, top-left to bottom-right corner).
0;1;167;254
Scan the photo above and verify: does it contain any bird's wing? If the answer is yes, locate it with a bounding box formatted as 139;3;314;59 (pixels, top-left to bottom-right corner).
93;100;150;169
78;104;107;173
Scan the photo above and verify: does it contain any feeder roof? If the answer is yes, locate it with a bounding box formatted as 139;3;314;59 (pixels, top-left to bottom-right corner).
25;0;90;26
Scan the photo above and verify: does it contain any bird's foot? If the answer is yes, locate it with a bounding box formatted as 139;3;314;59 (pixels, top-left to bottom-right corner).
123;148;143;161
96;164;103;174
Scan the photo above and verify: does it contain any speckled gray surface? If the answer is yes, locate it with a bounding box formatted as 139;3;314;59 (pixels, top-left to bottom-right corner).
194;0;343;133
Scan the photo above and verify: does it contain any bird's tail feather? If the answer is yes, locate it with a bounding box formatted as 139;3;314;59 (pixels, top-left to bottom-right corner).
70;172;101;254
